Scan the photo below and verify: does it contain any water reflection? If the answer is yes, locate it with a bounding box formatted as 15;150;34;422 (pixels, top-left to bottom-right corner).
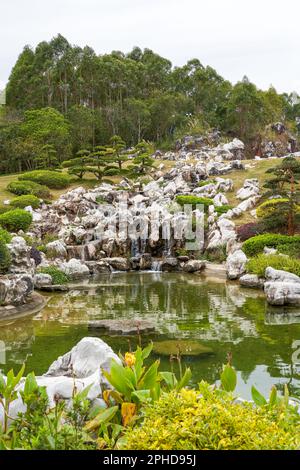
1;272;300;400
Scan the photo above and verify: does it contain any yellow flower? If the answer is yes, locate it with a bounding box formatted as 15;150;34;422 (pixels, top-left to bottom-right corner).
124;352;136;367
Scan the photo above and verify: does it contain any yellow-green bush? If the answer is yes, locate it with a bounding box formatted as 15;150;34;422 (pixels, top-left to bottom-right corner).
0;209;33;232
10;195;40;209
243;234;300;257
123;385;300;450
246;254;300;277
19;170;71;189
256;198;290;218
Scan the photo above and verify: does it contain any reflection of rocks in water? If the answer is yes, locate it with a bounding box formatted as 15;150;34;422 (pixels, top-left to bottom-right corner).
265;310;300;325
0;319;35;365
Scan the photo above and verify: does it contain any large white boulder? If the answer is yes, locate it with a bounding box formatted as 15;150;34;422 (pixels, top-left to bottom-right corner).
264;281;300;306
226;249;248;280
60;258;90;279
46;240;68;259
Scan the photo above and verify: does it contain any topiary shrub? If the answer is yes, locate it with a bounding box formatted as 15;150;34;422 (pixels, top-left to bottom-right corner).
256;198;291;219
237;222;264;242
38;266;70;285
214;204;232;215
277;242;300;259
7;180;51;199
0;209;33;232
197;179;215;187
176;195;213;211
246;254;300;278
19;171;71;189
242;234;300;257
10;195;40;210
0;239;11;274
123;385;300;450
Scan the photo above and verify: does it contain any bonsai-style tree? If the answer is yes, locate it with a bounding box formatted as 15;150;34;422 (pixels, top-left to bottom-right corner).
62;149;90;179
128;140;155;178
261;156;300;235
86;145;119;182
107;135;129;171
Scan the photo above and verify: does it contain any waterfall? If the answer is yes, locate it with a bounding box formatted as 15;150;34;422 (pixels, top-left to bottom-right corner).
151;260;163;272
131;239;140;258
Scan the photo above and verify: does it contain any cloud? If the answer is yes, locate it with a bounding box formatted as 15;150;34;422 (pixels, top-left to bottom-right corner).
1;0;299;93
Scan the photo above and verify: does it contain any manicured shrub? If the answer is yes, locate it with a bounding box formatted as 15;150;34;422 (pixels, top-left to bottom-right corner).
10;195;40;210
38;266;70;284
237;222;264;242
0;239;11;274
124;385;300;450
242;234;300;257
0;228;12;244
214;204;232;215
246;254;300;278
197;179;215;187
176;195;213;210
277;242;300;259
0;209;33;232
256;198;291;219
19;170;71;189
7;180;51;199
0;205;12;215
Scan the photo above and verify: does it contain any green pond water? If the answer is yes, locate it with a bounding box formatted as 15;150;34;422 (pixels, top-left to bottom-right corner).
1;272;300;400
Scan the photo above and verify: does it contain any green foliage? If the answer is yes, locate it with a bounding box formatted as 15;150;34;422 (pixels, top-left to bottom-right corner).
19;170;71;189
0;239;11;274
0;367;96;450
7;180;51;199
38;266;70;285
246;254;300;278
277;242;300;259
176;195;213;210
0;209;33;232
10;195;40;209
242;234;300;257
256;198;291;218
214;204;232;215
197;179;215;187
0;228;12;244
123;383;300;450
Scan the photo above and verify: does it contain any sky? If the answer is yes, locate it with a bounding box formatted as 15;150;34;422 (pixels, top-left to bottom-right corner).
0;0;299;93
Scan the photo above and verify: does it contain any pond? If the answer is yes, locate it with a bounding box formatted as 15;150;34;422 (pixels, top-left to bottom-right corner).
1;272;300;400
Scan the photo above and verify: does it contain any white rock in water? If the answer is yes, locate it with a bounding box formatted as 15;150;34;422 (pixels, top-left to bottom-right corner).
60;258;90;279
239;274;264;289
265;267;300;283
34;273;52;288
226;249;248;280
264;281;300;305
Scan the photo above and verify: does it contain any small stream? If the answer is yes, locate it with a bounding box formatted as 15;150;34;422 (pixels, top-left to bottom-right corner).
1;272;300;400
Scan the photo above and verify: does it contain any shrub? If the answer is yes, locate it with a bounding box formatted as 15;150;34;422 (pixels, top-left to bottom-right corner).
0;228;12;244
0;239;11;274
7;180;51;199
0;209;33;232
277;242;300;259
197;179;215;187
214;204;232;215
123;384;300;450
256;198;291;218
38;266;70;284
19;170;71;189
176;195;213;210
10;195;40;210
237;222;264;242
242;234;300;257
246;254;300;278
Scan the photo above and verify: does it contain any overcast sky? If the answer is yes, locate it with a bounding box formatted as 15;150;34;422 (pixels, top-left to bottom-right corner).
1;0;299;93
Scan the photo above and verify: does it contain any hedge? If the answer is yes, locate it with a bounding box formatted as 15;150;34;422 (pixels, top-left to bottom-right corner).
10;195;40;210
0;209;33;232
0;228;12;244
7;180;51;199
242;234;300;257
246;254;300;278
19;170;71;189
176;195;214;210
124;385;300;450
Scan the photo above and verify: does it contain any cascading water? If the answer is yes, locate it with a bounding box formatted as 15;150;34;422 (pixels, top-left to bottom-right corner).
151;260;163;272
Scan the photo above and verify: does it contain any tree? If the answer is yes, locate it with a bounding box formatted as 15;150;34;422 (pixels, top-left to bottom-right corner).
35;144;59;169
62;149;90;179
261;157;300;235
85;146;119;181
129;140;155;178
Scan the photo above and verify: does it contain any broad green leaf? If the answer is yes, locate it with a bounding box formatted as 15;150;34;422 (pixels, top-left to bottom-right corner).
284;383;289;407
23;372;38;396
159;371;177;391
176;368;192;392
85;406;119;432
251;386;267;407
0;373;6;394
220;364;237;392
138;360;159;390
269;386;278;407
131;389;151;404
141;342;153;360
